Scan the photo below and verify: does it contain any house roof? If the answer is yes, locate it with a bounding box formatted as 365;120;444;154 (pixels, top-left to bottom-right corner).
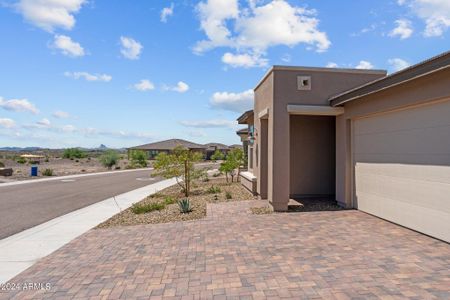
329;50;450;106
236;128;249;136
237;110;254;124
204;143;229;151
129;139;206;151
229;144;243;149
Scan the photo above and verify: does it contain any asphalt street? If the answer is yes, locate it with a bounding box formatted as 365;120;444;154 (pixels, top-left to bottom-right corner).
0;169;161;239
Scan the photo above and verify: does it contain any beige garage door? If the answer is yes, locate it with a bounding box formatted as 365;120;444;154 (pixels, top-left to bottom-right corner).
354;100;450;242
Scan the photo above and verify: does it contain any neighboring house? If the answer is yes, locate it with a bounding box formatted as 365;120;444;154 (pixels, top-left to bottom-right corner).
204;143;229;160
128;139;206;159
238;50;450;243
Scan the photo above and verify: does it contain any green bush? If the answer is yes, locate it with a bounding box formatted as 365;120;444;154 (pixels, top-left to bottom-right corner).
42;168;53;176
63;148;87;159
207;185;221;194
210;150;225;161
0;161;4;168
164;196;176;205
130;150;148;168
131;202;166;214
225;191;232;199
99;150;120;169
178;199;192;213
17;157;26;164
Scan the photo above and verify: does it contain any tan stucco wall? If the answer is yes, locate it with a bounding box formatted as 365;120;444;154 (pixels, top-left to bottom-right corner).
253;72;273;200
290;115;335;197
336;67;450;207
267;69;385;210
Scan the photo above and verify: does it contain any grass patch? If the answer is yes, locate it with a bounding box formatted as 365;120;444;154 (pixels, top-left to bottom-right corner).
207;185;221;194
131;202;166;214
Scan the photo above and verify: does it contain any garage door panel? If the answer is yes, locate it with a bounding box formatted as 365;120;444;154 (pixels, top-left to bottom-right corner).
356;192;450;241
355;125;450;159
354;99;450;242
354;101;450;135
355;164;450;213
355;162;450;183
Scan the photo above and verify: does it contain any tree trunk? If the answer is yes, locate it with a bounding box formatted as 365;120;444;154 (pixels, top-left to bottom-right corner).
184;160;189;197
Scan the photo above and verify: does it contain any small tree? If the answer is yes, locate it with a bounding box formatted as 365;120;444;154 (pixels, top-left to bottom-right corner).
99;150;120;169
130;150;148;168
210;149;225;162
153;146;204;197
220;148;245;183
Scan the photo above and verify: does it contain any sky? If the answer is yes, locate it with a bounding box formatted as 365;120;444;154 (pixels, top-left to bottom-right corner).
0;0;449;149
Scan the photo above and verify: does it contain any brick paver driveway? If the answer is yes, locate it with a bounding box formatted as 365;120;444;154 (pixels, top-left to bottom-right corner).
1;200;449;299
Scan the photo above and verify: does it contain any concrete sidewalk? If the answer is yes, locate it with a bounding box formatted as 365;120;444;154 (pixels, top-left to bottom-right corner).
0;178;177;284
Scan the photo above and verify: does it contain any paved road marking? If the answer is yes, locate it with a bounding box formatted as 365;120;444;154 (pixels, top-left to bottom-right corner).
60;179;76;182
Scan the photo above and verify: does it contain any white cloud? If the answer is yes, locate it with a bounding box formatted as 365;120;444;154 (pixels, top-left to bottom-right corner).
355;60;374;70
64;71;112;82
161;3;174;23
36;118;51;127
222;52;268;68
210;89;254;113
180;119;237;128
164;81;190;93
133;79;155;91
388;58;411;72
52;110;70;119
326;62;338;68
62;124;77;132
399;0;450;37
120;36;143;60
52;35;85;57
195;0;330;67
0;118;16;129
389;19;413;39
0;97;39;114
186;130;207;137
16;0;87;32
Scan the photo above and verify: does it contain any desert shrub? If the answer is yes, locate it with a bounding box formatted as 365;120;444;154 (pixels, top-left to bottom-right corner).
131;202;166;214
225;191;232;199
63;148;87;159
125;165;135;170
17;157;26;164
212;172;221;177
130;150;148;168
220;148;244;183
153;146;204;197
178;199;192;213
0;161;4;168
201;173;210;182
42;168;53;176
207;185;221;194
99;150;120;169
210;150;225;161
44;157;49;162
164;196;175;205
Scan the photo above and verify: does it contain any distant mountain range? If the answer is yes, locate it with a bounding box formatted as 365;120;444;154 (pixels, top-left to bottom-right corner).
0;145;125;152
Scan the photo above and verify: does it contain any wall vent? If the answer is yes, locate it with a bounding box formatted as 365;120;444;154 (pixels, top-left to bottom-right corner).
297;76;311;90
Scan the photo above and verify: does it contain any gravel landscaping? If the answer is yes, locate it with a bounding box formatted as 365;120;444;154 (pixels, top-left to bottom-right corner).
97;176;256;228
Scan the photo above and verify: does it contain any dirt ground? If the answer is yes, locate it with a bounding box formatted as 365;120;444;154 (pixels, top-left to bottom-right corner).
0;152;141;182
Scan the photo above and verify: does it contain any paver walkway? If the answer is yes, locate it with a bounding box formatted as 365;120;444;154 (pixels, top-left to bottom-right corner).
1;200;449;299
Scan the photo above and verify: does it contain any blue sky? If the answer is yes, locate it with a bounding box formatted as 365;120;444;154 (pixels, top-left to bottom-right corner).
0;0;449;148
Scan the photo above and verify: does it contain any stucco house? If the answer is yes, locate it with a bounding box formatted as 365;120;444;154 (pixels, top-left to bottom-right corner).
237;51;450;243
128;139;206;159
204;143;229;160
